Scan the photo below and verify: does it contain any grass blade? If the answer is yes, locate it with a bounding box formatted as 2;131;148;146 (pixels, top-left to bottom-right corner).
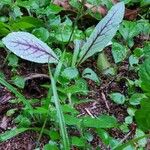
49;67;70;150
0;77;32;109
0;128;28;142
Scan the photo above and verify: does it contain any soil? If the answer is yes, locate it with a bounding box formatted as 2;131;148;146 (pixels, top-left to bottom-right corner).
0;131;48;150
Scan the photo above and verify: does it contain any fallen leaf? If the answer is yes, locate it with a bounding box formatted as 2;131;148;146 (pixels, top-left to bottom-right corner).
0;86;12;104
125;8;140;20
0;116;9;130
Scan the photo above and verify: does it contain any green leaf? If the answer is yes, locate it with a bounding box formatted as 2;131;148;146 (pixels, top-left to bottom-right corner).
0;128;28;142
62;105;78;114
127;108;136;116
82;68;100;84
133;48;144;58
31;107;48;114
11;6;23;18
125;116;133;124
109;92;125;104
49;130;60;140
129;93;146;106
139;58;150;93
140;0;150;6
63;52;73;67
44;142;59;150
61;67;79;80
112;42;128;63
96;129;111;145
45;4;63;15
15;116;31;127
0;22;10;36
84;132;93;142
77;2;125;64
119;123;129;133
0;72;5;79
71;136;86;147
8;53;19;67
32;27;49;42
69;0;82;10
137;19;150;34
129;55;139;67
143;42;150;57
12;76;25;89
11;22;35;30
135;129;147;147
72;40;83;67
119;21;140;47
59;79;88;95
0;0;11;5
83;115;117;128
109;138;120;149
11;16;44;29
64;114;81;126
97;51;111;72
135;98;150;131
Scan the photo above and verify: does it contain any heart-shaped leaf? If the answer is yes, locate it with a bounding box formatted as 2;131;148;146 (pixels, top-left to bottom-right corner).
82;68;100;84
2;32;58;64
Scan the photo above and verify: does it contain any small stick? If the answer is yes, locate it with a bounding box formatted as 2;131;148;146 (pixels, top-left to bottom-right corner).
77;112;85;117
85;108;95;118
24;73;50;81
101;92;110;111
112;131;132;150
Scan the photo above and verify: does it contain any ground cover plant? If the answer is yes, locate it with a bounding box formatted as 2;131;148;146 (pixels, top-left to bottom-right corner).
0;0;150;149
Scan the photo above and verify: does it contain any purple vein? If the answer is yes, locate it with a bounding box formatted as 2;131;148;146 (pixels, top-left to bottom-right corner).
10;39;58;61
78;9;119;64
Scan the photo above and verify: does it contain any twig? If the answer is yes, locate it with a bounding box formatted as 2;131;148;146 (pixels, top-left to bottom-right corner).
100;72;124;91
84;108;95;118
24;73;50;82
101;92;110;111
112;131;132;150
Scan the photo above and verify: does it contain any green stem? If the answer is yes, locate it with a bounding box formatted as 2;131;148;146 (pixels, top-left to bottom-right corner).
48;65;70;150
36;114;48;147
67;93;73;107
54;49;67;80
54;60;63;80
66;0;86;47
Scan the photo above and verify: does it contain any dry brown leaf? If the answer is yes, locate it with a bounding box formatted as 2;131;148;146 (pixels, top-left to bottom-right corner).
53;0;140;20
0;116;9;130
125;8;140;20
78;0;107;15
53;0;70;9
53;0;108;15
0;86;12;104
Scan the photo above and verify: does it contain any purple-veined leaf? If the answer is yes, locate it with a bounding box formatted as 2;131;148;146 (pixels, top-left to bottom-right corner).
77;2;125;64
2;32;58;64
